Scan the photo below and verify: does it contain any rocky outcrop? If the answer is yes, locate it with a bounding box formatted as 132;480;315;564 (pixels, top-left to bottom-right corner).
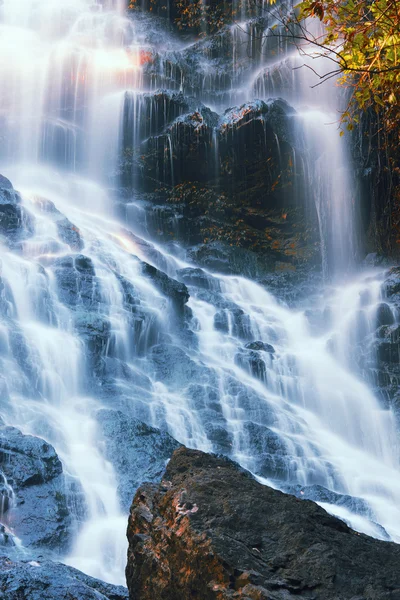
32;196;84;251
126;447;400;600
0;557;128;600
0;422;72;551
0;175;34;245
97;409;181;512
53;254;101;309
352;109;400;261
365;267;400;416
117;88;319;275
140;261;189;310
141;109;218;186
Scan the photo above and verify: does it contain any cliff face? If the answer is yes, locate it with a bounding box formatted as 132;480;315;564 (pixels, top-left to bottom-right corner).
126;447;400;600
352;110;400;260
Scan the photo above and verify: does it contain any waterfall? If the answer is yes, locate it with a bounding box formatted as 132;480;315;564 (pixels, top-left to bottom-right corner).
0;0;399;589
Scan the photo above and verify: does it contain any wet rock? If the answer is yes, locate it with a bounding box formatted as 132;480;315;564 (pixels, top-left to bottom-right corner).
0;175;15;195
33;197;84;251
260;268;323;307
220;98;295;144
0;557;128;600
283;483;376;522
97;409;180;512
0;423;72;550
123;90;195;141
376;302;395;326
0;277;15;319
176;267;220;291
0;474;13;516
383;266;400;303
241;422;294;479
235;349;267;381
6;330;38;397
74;312;111;379
140;107;218;186
116;274;140;312
203;423;233;453
213;309;229;332
53;254;101;309
376;341;400;363
217;99;300;206
363;252;386;268
230;309;252;340
150;343;211;389
0;175;34;244
0;525;15;548
186;383;232;452
0;425;62;485
245;341;275;354
140;261;189;310
57;218;84;251
127;447;400;600
187;241;276;277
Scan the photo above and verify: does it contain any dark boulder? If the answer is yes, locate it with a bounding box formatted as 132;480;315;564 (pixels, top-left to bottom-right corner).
0;525;16;548
217;99;300;207
187;241;278;278
376;340;400;364
383;267;400;304
177;267;221;291
0;175;15;195
126;447;400;600
0;175;34;244
0;425;62;485
245;341;275;354
140;107;218;186
235;348;267;381
140;262;189;310
123;90;195;142
0;557;128;600
376;302;395;326
97;409;180;512
0;423;72;550
213;309;229;332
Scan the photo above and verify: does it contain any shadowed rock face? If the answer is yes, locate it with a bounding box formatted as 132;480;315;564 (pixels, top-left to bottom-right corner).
0;422;72;551
97;409;181;513
126;447;400;600
0;557;128;600
0;176;34;245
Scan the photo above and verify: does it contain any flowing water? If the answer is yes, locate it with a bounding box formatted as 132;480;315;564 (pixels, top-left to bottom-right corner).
0;0;399;588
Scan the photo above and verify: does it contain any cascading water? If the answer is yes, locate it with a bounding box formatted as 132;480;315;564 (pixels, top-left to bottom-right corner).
0;0;399;590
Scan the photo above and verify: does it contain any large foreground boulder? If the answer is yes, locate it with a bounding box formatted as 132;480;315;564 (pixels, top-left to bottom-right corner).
126;447;400;600
0;557;128;600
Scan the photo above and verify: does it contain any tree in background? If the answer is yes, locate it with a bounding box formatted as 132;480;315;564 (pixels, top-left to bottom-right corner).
291;0;400;246
293;0;400;131
128;0;400;249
